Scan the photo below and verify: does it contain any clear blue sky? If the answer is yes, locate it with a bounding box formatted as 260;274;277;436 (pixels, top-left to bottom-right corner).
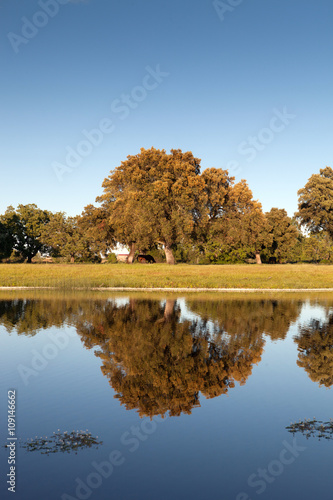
1;0;332;217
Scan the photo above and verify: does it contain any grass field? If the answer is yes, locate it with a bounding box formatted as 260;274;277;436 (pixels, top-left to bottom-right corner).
0;263;333;290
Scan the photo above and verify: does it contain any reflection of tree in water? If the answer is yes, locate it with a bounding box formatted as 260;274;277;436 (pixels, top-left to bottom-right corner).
187;298;302;341
1;295;305;417
0;298;79;336
76;299;265;417
294;315;333;387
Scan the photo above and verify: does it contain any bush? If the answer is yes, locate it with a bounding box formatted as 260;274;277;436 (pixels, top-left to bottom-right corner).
107;252;118;264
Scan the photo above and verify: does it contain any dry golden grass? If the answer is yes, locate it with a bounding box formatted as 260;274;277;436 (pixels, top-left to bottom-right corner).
0;263;333;289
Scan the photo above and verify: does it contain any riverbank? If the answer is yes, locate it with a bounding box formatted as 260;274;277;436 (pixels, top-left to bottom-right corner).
1;263;333;290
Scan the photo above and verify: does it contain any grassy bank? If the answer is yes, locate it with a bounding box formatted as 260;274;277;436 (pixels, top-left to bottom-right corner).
0;263;333;290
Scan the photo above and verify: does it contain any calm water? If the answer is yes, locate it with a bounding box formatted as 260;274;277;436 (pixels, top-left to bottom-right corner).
0;292;332;500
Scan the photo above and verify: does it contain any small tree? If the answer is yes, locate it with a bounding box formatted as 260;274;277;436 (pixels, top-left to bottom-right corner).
265;208;300;262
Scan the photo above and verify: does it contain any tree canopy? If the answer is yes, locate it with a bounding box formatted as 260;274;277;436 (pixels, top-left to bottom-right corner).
297;167;333;238
97;148;208;264
265;208;300;262
97;148;270;264
203;176;269;263
0;221;14;260
0;204;50;263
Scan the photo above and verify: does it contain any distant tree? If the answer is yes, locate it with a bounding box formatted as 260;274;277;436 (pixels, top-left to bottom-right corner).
78;204;115;257
41;212;99;263
1;205;50;263
203;177;269;263
0;221;14;260
97;148;208;264
296;167;333;238
301;232;333;263
265;208;300;262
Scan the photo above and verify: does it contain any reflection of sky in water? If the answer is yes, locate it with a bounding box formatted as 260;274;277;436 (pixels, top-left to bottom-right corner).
0;295;332;500
297;301;330;326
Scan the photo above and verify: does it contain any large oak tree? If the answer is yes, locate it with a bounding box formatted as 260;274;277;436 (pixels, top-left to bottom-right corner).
97;147;207;264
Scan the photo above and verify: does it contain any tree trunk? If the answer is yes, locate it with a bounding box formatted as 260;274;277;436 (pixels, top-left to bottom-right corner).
164;299;175;321
27;255;32;263
255;251;262;264
164;244;175;265
127;243;136;264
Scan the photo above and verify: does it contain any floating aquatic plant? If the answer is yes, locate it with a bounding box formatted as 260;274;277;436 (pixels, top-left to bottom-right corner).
286;418;333;441
19;430;102;455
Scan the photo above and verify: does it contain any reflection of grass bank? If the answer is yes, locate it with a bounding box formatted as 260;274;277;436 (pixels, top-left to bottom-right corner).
1;263;333;290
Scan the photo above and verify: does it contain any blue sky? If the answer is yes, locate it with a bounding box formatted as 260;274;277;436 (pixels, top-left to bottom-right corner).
1;0;332;217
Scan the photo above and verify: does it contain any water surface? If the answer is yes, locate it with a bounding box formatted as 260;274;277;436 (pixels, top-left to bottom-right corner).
0;292;332;500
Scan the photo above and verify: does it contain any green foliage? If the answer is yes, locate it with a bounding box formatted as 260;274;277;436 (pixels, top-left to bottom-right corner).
201;178;269;263
297;166;333;238
41;212;102;263
0;221;14;260
264;208;300;262
0;204;50;263
8;249;24;263
107;252;118;264
78;204;115;256
300;233;333;263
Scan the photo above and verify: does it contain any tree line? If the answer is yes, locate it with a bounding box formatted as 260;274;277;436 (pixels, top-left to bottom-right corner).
1;147;333;264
